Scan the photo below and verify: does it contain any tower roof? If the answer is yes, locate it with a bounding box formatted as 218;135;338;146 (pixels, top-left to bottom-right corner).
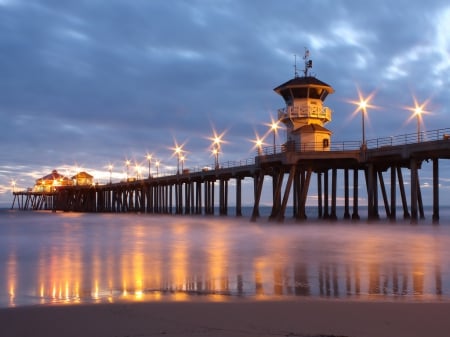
273;76;334;94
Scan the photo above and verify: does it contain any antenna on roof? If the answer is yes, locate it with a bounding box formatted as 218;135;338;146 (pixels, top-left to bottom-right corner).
303;47;312;77
293;54;299;78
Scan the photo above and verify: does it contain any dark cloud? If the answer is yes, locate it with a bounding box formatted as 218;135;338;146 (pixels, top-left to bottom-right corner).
1;0;450;205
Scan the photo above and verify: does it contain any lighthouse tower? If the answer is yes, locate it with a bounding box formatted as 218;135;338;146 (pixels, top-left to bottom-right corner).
274;50;334;151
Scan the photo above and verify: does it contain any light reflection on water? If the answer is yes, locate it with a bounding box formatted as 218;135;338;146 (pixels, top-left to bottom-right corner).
0;209;450;307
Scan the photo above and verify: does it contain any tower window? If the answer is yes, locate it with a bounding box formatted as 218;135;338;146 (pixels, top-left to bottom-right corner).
309;87;323;99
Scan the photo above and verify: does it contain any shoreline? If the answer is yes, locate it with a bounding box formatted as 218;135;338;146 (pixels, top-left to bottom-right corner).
2;298;450;337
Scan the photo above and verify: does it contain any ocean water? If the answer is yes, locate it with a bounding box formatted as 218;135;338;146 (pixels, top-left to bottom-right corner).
1;206;450;308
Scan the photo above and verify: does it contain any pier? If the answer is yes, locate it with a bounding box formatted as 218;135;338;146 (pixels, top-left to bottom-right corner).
11;128;450;223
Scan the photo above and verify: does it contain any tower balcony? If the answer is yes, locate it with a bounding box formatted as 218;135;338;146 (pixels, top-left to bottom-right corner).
278;105;332;123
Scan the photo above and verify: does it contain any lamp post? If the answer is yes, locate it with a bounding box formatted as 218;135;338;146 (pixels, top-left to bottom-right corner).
174;146;182;174
135;164;142;180
108;164;113;184
11;180;16;193
253;136;264;155
350;89;374;150
359;99;367;148
406;97;428;143
415;106;423;142
212;148;219;169
125;160;130;181
180;156;185;172
209;132;223;170
155;160;160;177
146;154;152;178
270;120;279;154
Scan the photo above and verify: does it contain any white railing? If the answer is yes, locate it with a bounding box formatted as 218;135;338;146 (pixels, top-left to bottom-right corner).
278;105;332;121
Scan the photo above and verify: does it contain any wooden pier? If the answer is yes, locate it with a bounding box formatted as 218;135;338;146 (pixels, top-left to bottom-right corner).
11;128;450;223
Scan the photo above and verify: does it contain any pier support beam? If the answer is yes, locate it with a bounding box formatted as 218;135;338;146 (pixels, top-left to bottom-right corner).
410;159;418;224
433;159;439;224
390;165;396;221
352;168;360;220
378;171;390;218
251;172;264;221
344;168;350;219
296;168;311;221
317;172;323;219
397;167;410;219
236;177;242;217
278;165;296;222
323;170;329;219
330;168;337;220
269;168;284;220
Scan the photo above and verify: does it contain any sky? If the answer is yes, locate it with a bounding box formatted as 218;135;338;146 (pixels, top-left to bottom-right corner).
1;0;450;208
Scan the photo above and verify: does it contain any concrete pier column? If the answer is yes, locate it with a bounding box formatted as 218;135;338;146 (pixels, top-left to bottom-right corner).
367;164;375;220
219;179;225;215
317;172;323;219
293;169;299;218
410;159;418;224
236;177;242;217
298;168;311;221
352;168;360;220
169;184;173;214
204;180;209;214
184;182;191;215
323;170;329;219
433;159;439;224
417;175;425;220
251;172;264;221
397;167;410;219
269;169;283;220
344;168;350;219
331;168;337;220
378;171;390;218
390;165;396;221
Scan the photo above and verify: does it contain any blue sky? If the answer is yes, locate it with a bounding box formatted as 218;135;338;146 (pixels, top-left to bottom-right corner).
1;0;450;208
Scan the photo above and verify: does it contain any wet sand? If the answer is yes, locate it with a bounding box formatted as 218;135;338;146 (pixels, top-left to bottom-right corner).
2;298;450;337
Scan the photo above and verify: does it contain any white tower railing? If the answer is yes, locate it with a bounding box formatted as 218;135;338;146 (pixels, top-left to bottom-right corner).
278;105;332;122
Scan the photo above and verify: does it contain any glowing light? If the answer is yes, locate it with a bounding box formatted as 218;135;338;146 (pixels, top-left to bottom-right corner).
11;179;16;192
348;88;377;146
250;133;266;155
404;96;431;142
265;117;280;154
146;153;152;178
172;142;185;174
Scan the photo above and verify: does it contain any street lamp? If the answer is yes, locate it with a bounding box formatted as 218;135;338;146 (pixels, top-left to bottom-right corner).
359;99;367;147
146;154;152;178
155;160;160;177
209;132;223;168
108;164;113;184
415;105;423;142
270;120;279;154
180;155;185;172
349;89;375;149
125;160;131;181
405;97;429;143
212;147;219;169
11;180;16;193
252;135;264;155
135;164;142;180
174;145;183;174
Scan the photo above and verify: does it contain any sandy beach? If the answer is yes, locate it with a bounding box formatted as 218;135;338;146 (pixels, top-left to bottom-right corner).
2;298;450;337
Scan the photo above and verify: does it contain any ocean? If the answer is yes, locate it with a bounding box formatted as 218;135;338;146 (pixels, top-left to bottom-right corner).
1;206;450;308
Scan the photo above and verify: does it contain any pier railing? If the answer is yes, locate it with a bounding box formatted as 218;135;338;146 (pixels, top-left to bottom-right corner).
258;127;450;156
366;127;450;149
